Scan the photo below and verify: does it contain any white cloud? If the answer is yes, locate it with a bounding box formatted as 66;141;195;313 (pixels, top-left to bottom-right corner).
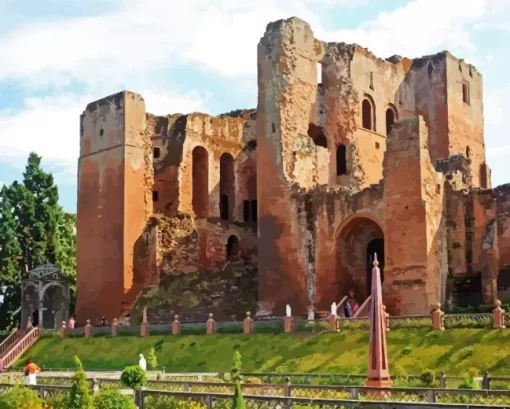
1;0;510;187
0;89;208;177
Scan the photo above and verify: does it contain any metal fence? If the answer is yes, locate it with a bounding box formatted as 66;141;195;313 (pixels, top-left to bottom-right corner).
2;383;510;408
4;370;510;390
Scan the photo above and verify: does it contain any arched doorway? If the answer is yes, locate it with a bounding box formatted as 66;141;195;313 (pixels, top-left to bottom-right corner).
337;216;385;301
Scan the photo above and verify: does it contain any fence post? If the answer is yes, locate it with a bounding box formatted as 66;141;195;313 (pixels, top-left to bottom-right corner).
111;318;118;337
141;306;149;337
59;322;66;339
426;389;435;403
483;371;490;390
84;320;92;338
206;313;216;335
134;388;144;409
432;303;445;330
383;305;390;331
244;312;253;334
205;394;213;409
328;314;337;332
172;315;181;335
92;378;99;395
493;300;506;329
440;371;446;388
283;376;291;396
284;317;293;333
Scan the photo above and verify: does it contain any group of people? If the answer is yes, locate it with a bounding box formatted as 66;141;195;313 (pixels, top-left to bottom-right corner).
343;289;359;318
65;314;131;329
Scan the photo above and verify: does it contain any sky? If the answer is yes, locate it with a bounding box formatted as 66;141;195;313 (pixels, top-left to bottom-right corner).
1;0;510;212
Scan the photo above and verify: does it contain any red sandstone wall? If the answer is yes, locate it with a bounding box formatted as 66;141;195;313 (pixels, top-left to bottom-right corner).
76;91;153;324
445;55;486;187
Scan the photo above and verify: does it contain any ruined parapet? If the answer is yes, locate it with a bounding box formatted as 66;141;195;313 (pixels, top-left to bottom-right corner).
76;91;154;323
436;154;472;189
382;116;446;315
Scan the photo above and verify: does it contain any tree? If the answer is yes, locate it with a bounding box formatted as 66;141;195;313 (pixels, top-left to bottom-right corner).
231;349;246;409
0;152;77;330
68;355;93;409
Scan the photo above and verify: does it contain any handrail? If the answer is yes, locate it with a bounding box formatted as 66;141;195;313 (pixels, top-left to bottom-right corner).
335;296;348;315
0;329;20;357
0;327;42;372
352;295;371;318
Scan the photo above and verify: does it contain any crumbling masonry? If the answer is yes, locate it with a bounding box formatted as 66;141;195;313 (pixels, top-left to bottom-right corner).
76;17;510;323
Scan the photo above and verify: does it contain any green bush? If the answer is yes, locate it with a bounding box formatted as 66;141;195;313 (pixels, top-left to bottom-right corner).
44;391;69;409
69;355;94;409
420;369;436;386
121;365;148;389
0;385;43;409
147;348;158;370
94;390;137;409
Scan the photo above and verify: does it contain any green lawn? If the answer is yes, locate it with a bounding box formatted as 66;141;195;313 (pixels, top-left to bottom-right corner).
17;329;510;376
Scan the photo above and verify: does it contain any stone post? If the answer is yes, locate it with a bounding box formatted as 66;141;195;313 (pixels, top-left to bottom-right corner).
206;313;215;335
243;312;253;334
382;305;390;331
172;315;181;335
365;254;392;389
328;314;337;333
111;318;118;337
284;316;293;333
493;300;506;329
141;306;149;337
432;303;445;330
84;320;92;338
59;322;66;339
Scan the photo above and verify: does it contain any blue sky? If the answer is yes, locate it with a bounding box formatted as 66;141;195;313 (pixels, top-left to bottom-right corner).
1;0;510;213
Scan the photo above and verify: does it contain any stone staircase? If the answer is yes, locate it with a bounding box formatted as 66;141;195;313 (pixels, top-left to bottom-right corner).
0;327;42;372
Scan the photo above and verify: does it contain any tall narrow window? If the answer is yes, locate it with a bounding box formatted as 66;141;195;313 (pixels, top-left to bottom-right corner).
336;145;347;176
250;200;257;223
385;108;396;136
462;82;470;104
243;200;250;222
369;71;374;90
219;153;235;220
480;163;488;189
192;146;209;218
153;147;161;159
226;235;240;262
362;98;374;130
152;191;159;201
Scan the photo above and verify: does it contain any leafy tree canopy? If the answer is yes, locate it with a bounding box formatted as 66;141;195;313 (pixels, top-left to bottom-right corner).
0;153;76;330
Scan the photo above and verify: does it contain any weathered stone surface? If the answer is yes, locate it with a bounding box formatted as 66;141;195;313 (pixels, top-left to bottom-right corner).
76;17;510;322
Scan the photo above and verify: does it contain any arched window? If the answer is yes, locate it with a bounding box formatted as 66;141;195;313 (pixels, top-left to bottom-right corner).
336;144;347;176
226;235;240;261
219;153;235;220
192;146;209;218
362;98;374;131
385;107;396;136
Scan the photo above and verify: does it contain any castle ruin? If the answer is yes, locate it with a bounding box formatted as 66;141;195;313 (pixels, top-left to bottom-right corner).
75;17;510;323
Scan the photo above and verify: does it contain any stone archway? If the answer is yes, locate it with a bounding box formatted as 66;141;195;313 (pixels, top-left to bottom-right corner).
21;262;71;330
337;216;385;301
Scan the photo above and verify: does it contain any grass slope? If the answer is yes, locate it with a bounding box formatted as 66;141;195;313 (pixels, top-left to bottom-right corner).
18;329;510;376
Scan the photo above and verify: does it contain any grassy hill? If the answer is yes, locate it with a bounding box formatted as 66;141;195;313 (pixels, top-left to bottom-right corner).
17;328;510;376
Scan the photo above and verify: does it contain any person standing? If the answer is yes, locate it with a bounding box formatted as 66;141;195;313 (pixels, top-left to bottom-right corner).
23;359;41;385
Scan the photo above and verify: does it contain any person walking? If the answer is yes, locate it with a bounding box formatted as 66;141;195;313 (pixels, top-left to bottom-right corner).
23;359;41;385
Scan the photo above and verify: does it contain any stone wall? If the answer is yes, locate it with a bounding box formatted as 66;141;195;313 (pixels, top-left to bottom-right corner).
76;91;154;324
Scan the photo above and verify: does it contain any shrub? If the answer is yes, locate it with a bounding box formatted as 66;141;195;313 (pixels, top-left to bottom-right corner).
244;377;263;384
0;384;43;409
420;369;436;386
94;390;137;409
68;355;94;409
147;348;158;370
44;391;69;409
458;368;479;390
121;365;148;389
401;346;413;356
